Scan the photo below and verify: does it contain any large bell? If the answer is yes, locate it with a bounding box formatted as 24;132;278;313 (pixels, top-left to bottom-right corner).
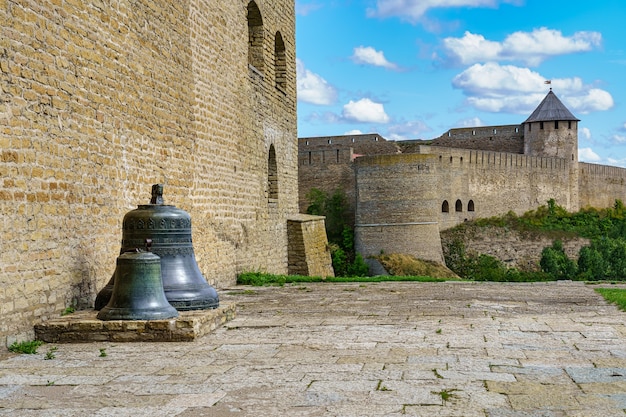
97;250;179;321
95;184;219;311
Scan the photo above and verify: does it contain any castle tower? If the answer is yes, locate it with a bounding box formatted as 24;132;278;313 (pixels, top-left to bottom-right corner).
523;89;580;210
523;89;580;161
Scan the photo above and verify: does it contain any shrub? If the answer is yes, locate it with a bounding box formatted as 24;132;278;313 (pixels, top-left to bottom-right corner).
539;240;577;280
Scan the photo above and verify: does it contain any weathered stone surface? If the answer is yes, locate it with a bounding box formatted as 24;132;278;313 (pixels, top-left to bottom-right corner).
34;303;236;342
1;0;297;346
1;282;626;415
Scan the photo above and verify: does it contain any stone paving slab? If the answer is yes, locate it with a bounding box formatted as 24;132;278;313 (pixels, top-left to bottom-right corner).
1;281;626;416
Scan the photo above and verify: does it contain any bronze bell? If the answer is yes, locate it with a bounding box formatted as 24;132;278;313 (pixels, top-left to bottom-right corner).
97;248;179;321
95;184;219;311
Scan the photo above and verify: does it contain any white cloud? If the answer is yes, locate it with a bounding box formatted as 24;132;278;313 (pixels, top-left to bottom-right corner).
612;134;626;144
352;46;398;70
580;127;592;140
386;120;431;140
607;157;626;168
443;32;503;65
579;147;602;162
565;89;614;114
344;129;364;135
296;2;323;16
366;0;516;24
342;98;390;123
452;63;614;114
443;28;602;66
296;59;338;105
457;117;486;127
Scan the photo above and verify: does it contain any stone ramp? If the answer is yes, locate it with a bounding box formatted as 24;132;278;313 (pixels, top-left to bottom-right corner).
1;281;626;416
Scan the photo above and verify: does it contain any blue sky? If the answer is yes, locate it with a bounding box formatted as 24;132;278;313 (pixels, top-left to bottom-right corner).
295;0;626;167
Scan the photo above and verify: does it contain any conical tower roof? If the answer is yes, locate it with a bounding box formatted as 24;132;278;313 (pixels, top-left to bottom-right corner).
524;90;580;123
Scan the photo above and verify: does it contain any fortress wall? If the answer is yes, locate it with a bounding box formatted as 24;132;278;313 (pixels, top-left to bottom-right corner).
298;135;400;218
299;134;400;155
189;0;298;282
0;0;297;345
354;154;444;262
579;163;626;208
426;125;524;154
298;149;356;220
353;150;573;261
426;147;572;230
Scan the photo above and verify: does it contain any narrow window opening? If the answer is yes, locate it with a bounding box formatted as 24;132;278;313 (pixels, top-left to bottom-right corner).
308;151;311;165
442;200;449;213
455;199;462;212
268;144;278;202
468;200;475;212
493;128;497;134
336;149;339;163
274;32;286;90
540;121;544;130
555;121;559;129
449;156;453;163
528;123;532;132
247;2;264;74
568;121;572;129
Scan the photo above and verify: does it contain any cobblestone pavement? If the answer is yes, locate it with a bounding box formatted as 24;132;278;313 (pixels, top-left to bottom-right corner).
1;281;626;416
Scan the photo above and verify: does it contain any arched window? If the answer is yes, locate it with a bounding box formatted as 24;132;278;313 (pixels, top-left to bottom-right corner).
468;200;475;212
442;200;449;213
455;199;462;212
268;144;278;202
247;2;264;74
274;32;286;90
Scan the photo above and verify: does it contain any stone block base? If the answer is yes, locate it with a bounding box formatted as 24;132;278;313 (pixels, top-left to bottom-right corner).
34;303;236;343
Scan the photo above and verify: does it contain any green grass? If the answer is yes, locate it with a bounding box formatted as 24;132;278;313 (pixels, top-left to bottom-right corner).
8;340;44;354
237;272;456;286
595;288;626;311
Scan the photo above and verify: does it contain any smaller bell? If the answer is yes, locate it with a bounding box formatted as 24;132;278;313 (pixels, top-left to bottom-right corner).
97;249;178;321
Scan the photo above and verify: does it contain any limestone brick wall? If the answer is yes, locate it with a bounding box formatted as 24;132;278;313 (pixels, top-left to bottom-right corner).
421;146;573;231
579;163;626;209
441;226;590;271
287;214;334;277
354;149;576;262
427;125;524;154
354;154;445;263
0;0;297;346
298;134;400;220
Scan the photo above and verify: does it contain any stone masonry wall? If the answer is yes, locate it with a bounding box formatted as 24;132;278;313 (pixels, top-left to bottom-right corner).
354;149;574;263
0;0;297;346
579;162;626;209
421;146;573;231
441;226;590;271
287;214;334;277
430;125;524;154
